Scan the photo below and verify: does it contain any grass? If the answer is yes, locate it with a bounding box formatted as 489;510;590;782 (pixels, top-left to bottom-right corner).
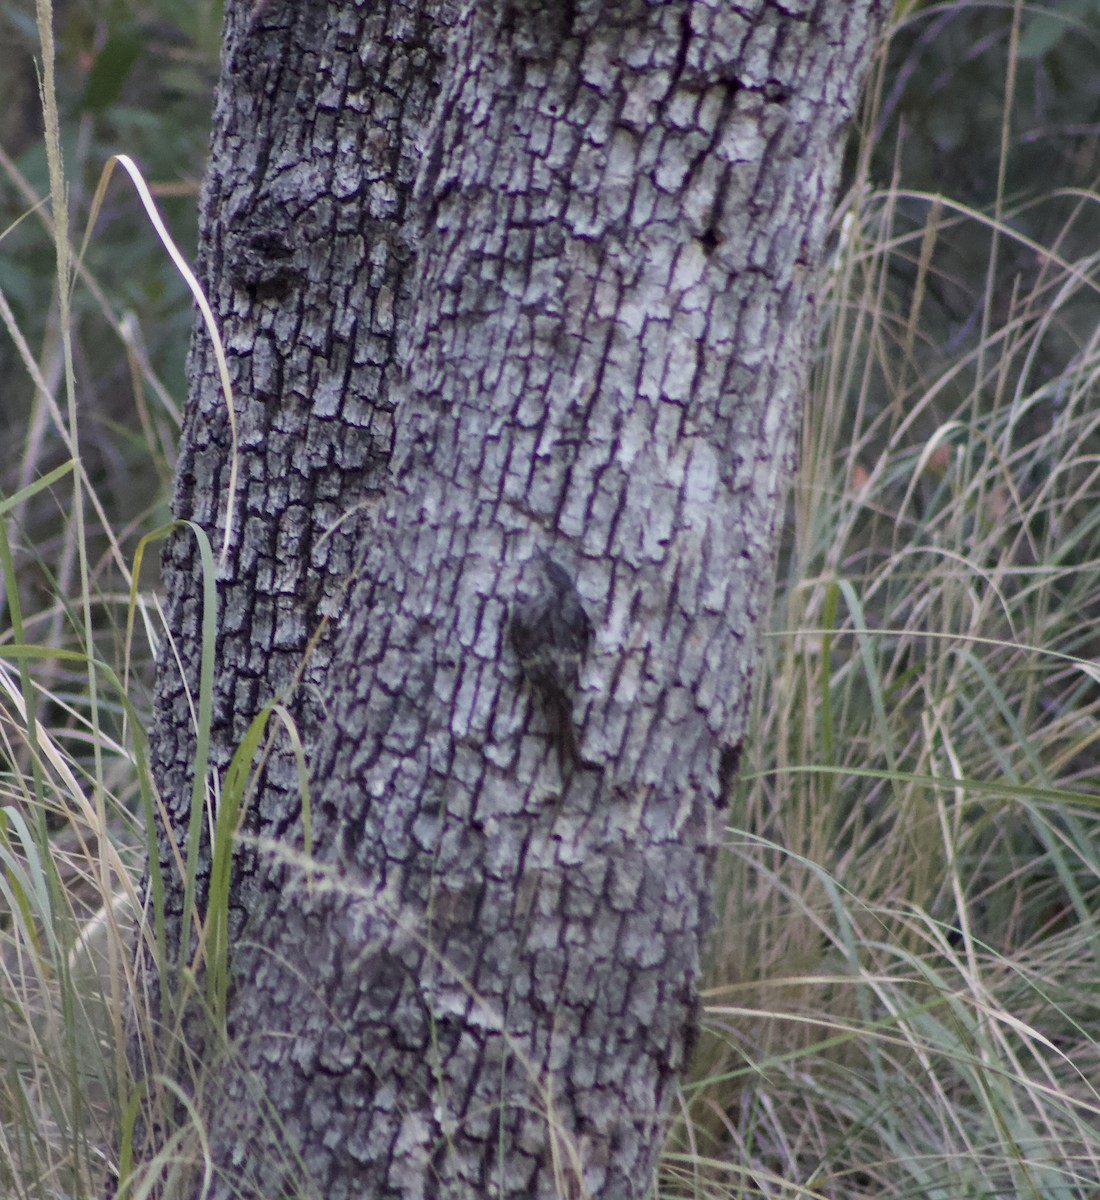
2;1;1099;1197
668;10;1100;1194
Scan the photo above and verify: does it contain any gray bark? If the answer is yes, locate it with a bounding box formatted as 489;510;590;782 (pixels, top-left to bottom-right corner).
137;1;887;1197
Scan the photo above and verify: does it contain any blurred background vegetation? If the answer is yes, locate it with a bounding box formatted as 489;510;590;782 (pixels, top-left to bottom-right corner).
0;0;220;580
1;0;1099;1196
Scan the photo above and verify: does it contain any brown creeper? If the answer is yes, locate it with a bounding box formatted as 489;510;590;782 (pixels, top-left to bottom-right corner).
508;549;593;769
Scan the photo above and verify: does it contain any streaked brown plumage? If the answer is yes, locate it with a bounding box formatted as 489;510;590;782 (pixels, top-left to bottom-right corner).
508;550;593;770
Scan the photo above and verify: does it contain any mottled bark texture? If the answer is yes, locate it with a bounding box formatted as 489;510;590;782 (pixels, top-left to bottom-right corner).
144;0;452;975
141;1;886;1197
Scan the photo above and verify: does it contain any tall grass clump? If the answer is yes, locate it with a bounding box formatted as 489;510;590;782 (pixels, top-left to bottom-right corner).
0;3;220;1195
669;4;1100;1197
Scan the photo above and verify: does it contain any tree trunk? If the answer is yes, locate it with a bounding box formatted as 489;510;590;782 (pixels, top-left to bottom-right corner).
137;2;887;1197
